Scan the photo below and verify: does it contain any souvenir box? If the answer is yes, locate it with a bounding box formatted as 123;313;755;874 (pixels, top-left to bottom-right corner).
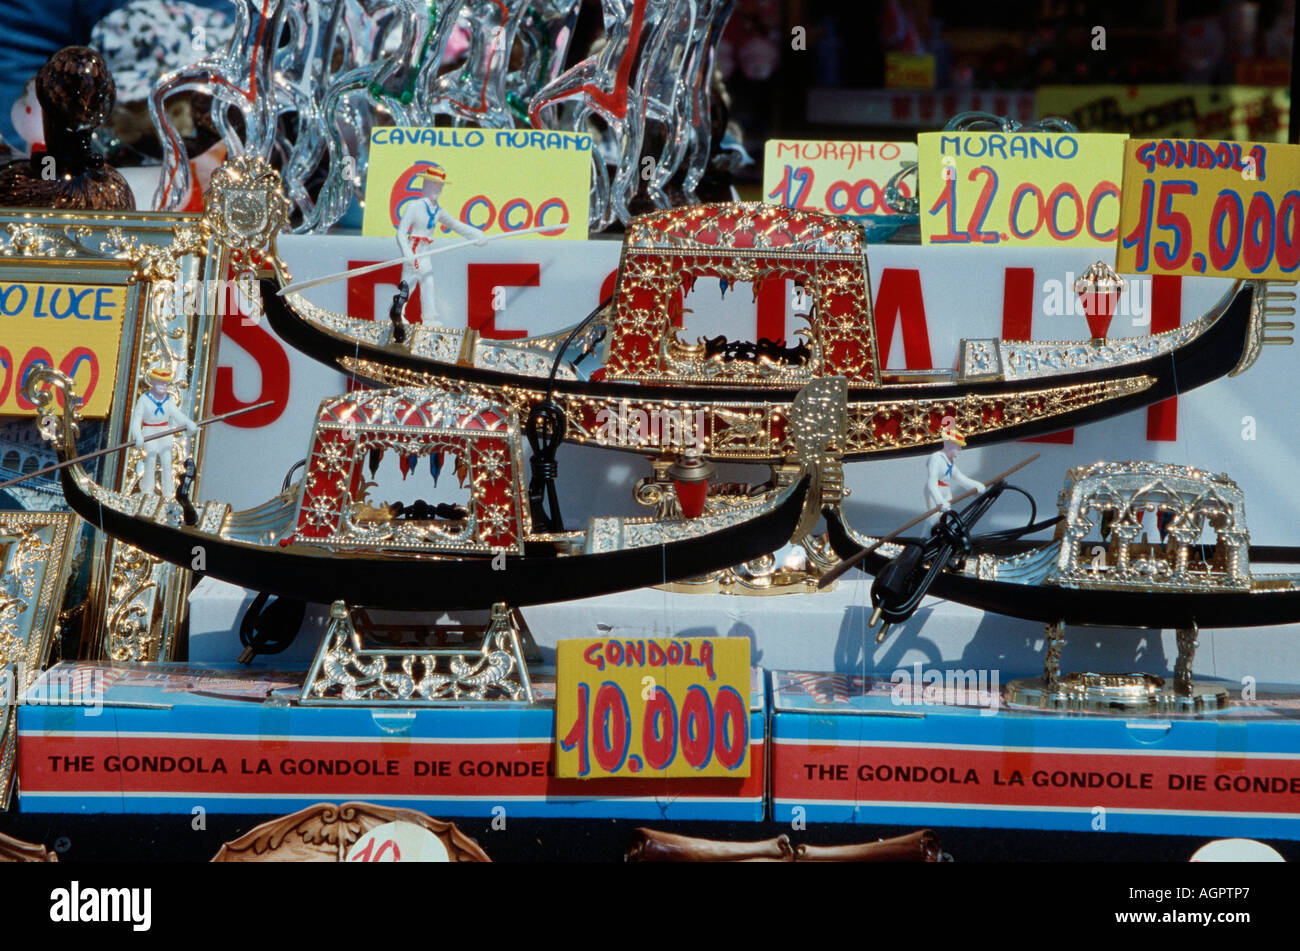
16;663;766;819
768;670;1300;840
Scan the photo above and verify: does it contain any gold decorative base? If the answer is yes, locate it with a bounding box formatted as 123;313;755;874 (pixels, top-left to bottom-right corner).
1005;672;1229;714
300;602;534;706
655;529;843;597
657;558;832;596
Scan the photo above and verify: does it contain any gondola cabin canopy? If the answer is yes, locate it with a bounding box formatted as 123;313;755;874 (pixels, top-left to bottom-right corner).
1053;461;1250;592
606;202;880;386
293;388;525;554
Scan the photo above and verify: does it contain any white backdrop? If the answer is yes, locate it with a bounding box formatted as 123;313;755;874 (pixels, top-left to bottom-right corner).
203;236;1288;541
192;236;1300;678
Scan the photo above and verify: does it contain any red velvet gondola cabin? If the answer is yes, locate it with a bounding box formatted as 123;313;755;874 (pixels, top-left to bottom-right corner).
603;203;880;385
292;389;524;553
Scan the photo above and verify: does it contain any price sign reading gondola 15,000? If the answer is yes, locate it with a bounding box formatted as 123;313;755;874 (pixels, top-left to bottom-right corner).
555;637;750;780
1116;138;1300;280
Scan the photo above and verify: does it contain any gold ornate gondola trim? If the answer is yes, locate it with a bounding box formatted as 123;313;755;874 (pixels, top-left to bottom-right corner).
339;357;1153;465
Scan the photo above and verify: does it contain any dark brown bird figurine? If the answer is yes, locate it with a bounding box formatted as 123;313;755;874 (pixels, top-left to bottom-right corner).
0;46;134;210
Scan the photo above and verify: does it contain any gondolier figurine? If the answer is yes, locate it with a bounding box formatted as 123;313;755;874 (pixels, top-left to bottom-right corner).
129;365;197;496
395;163;487;324
924;421;984;527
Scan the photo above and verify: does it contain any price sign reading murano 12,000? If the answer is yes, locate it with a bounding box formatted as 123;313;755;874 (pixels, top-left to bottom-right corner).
555;637;751;780
1116;138;1300;280
918;131;1127;248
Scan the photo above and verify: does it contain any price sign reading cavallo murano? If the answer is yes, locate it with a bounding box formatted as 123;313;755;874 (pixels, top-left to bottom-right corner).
555;637;750;780
1116;138;1300;280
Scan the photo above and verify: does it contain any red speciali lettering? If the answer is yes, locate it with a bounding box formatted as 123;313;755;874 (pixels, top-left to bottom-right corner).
1002;267;1072;444
756;277;787;343
1146;275;1182;441
466;263;540;340
214;313;290;427
873;268;932;368
347;263;420;325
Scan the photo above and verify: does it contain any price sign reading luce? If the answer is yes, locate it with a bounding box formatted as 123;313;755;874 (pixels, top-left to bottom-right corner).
763;139;917;217
555;637;750;780
918;131;1127;247
0;281;127;417
1116;138;1300;280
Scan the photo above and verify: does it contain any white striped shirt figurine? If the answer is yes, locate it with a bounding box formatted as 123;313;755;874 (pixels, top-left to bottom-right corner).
924;425;984;530
395;163;487;324
129;365;198;497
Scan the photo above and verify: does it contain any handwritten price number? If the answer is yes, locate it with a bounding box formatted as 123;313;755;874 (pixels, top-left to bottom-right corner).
559;680;748;776
1121;179;1300;275
767;164;910;216
1;346;97;411
927;165;1120;244
459;195;569;235
349;837;401;862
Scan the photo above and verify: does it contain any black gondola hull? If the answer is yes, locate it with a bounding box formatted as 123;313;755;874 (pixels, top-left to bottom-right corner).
263;280;1257;462
62;468;809;611
824;509;1300;630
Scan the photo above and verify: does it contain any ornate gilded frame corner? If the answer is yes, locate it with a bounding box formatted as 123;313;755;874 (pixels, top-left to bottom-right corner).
0;510;76;809
0;155;293;664
0;205;228;663
211;802;491;862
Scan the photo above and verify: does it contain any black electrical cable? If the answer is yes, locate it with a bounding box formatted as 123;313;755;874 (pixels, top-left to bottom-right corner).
544;296;613;401
281;458;307;493
523;297;614;533
868;482;1054;626
237;592;308;664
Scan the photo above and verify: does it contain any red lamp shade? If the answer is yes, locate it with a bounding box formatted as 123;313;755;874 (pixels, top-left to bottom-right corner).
668;453;715;519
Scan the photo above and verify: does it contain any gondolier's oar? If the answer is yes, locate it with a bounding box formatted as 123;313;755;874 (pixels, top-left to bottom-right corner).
818;453;1040;589
0;400;275;493
277;223;568;296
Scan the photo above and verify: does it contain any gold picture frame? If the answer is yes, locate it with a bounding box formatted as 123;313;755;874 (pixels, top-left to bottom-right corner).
0;204;231;664
0;510;77;809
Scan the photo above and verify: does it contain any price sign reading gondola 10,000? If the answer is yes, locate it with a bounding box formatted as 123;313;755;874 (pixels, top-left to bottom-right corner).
555;637;751;779
1116;138;1300;280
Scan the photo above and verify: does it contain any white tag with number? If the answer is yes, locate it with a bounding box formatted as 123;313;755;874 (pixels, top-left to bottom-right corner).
345;821;451;862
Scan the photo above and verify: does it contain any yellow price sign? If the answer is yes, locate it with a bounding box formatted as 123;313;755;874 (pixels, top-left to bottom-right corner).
919;131;1127;247
1116;138;1300;280
763;139;916;217
0;282;127;417
362;127;591;239
555;637;750;780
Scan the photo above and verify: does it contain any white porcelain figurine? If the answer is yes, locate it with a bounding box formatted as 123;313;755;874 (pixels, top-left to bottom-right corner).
923;424;984;528
129;365;198;496
395;164;487;323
